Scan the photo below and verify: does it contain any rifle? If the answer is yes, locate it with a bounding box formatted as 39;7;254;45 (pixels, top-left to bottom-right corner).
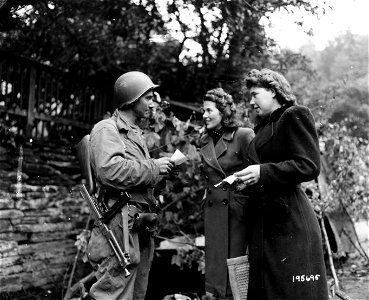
80;184;131;277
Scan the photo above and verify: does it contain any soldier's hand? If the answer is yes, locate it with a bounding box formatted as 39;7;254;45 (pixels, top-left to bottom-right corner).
154;157;175;175
169;166;180;177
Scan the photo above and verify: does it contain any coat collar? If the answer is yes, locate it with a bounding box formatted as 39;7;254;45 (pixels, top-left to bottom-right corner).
254;102;294;133
250;102;295;160
200;129;236;174
201;129;234;143
112;109;148;157
113;109;142;133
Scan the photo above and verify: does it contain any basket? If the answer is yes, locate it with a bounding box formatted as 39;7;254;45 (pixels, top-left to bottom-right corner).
226;254;250;300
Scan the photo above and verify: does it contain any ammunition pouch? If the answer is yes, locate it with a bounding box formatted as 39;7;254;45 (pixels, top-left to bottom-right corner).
97;185;160;235
133;212;159;233
127;203;158;234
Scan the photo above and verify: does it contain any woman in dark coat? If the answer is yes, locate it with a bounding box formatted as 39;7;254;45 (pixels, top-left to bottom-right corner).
200;88;254;299
234;69;328;300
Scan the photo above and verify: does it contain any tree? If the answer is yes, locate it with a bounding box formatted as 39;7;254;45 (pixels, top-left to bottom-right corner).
0;0;328;106
0;0;166;88
298;32;369;139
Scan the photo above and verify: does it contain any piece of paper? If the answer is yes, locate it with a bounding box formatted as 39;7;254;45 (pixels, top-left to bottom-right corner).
171;149;188;165
214;175;238;187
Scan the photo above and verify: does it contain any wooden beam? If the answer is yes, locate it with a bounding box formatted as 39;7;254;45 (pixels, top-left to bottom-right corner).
26;66;36;137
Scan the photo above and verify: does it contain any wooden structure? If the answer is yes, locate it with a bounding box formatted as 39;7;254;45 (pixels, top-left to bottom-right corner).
0;50;109;142
0;50;204;143
0;50;109;294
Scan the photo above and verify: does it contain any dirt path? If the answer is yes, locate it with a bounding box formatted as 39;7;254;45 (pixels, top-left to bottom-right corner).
330;256;369;300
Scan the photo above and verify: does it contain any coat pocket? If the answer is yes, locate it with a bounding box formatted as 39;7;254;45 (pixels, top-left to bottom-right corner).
87;226;114;265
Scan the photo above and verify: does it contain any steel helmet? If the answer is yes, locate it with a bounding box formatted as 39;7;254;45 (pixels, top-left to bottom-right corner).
114;71;159;107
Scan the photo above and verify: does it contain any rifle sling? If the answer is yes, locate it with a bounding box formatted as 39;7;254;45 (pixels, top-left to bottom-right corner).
102;193;130;224
121;204;129;255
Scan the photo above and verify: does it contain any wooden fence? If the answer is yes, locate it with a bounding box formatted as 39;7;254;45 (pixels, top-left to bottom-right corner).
0;50;109;142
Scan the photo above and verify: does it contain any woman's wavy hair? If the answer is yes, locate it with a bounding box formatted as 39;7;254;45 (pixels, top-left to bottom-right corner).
203;87;241;129
244;68;296;105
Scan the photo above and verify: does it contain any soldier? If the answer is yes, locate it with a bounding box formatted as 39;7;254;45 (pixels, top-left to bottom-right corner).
87;71;174;300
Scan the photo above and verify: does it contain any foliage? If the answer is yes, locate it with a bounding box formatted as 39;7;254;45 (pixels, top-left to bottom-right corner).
0;120;16;148
2;0;366;276
65;33;369;269
316;121;369;218
293;33;369;222
298;33;369;139
142;97;206;239
172;247;205;274
74;229;91;263
0;0;165;87
0;0;327;105
146;68;369;269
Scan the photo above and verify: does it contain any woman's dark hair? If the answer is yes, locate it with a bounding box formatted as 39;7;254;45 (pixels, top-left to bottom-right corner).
203;87;241;129
244;68;296;105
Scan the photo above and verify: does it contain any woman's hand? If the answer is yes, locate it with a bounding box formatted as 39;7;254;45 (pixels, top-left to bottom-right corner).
233;165;260;191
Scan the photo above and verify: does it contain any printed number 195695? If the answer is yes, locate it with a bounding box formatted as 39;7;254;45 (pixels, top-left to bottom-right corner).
292;274;320;282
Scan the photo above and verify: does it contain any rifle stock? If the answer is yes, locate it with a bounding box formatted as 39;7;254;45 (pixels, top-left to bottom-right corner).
80;184;131;277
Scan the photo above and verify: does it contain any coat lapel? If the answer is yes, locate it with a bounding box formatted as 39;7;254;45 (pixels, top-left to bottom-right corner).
248;139;260;164
252;102;295;161
214;130;234;158
200;134;224;174
200;130;235;175
214;138;227;159
254;122;274;151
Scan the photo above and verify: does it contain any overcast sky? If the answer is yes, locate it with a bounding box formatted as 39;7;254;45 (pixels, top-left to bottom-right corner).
154;0;368;57
264;0;369;51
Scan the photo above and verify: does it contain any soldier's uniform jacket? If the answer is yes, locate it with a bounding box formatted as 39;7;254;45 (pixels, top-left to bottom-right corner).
89;109;162;206
200;127;254;298
246;103;329;300
86;109;163;300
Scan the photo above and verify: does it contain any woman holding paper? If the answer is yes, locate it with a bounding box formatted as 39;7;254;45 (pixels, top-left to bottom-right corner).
233;69;328;300
199;87;254;299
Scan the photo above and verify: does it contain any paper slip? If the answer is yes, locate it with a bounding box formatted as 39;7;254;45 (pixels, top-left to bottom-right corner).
214;175;238;187
171;149;188;165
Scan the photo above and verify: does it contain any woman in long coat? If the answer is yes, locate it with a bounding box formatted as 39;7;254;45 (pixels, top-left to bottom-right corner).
234;69;329;300
200;88;254;299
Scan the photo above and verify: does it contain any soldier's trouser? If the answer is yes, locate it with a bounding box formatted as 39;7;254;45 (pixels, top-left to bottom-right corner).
87;206;155;300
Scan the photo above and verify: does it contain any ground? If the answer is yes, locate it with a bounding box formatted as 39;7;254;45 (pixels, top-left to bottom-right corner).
330;255;369;300
0;255;368;300
334;275;369;300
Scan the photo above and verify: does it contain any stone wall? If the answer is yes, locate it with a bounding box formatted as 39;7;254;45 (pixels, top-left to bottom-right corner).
0;139;89;293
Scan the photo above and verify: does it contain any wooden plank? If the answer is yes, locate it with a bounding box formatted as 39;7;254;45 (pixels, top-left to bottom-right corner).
26;66;36;137
0;58;4;107
0;106;27;116
4;61;11;107
33;112;92;129
1;51;110;142
19;65;25;110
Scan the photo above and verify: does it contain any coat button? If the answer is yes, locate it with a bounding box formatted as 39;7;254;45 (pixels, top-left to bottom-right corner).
205;175;209;180
208;200;213;207
207;187;212;194
221;186;227;191
222;199;228;205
